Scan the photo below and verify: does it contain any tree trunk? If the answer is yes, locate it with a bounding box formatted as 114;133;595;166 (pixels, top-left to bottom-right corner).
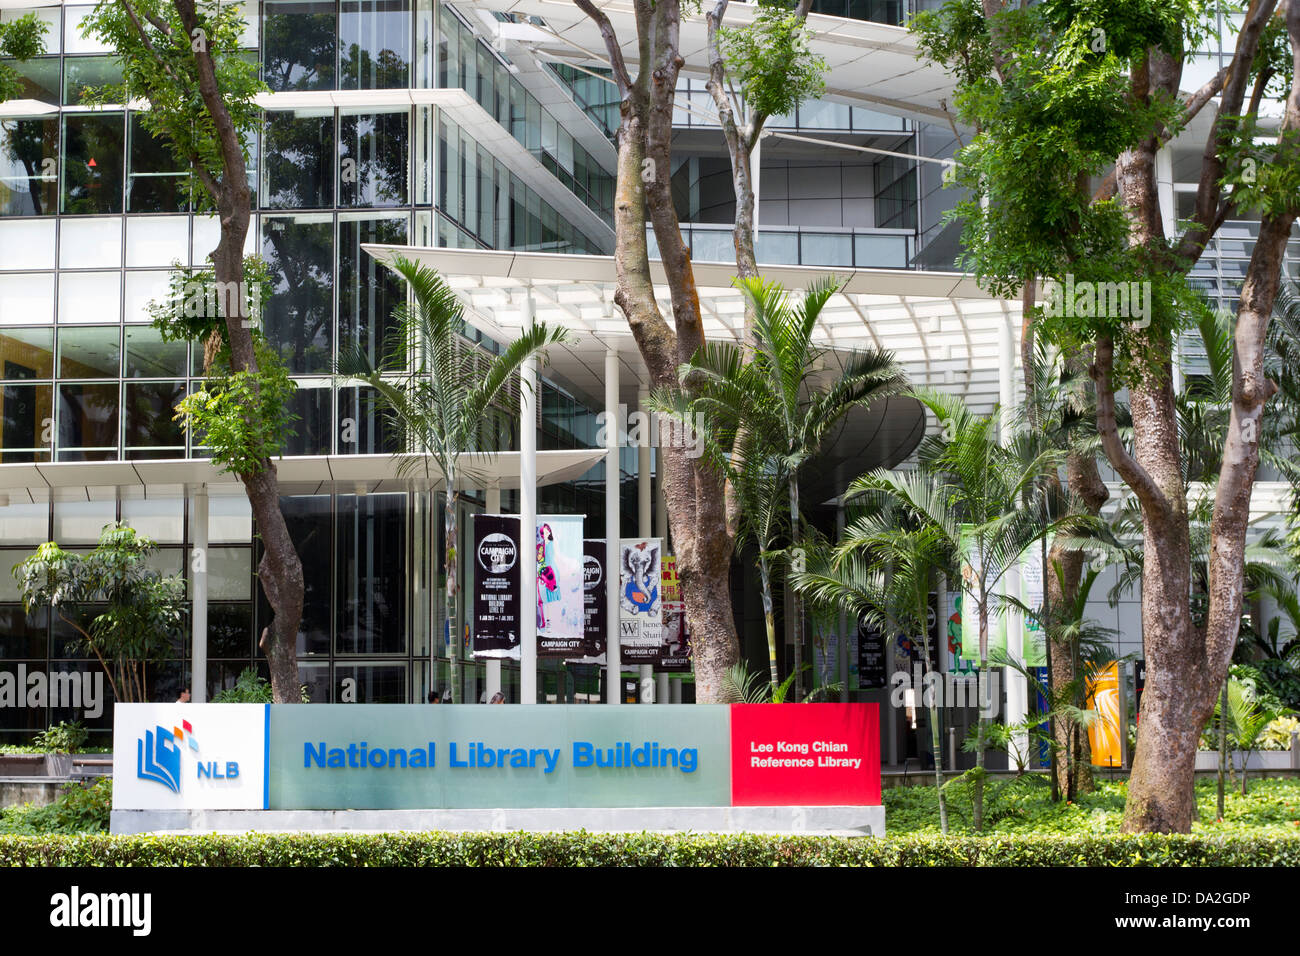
973;593;989;832
445;485;459;703
576;0;740;702
1217;678;1228;819
759;556;779;694
919;593;948;833
174;0;304;704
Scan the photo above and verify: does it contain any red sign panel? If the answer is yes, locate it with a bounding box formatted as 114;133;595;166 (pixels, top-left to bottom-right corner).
729;703;881;806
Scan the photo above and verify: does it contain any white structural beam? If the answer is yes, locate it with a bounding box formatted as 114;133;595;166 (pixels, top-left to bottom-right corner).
605;348;622;704
637;385;654;704
519;286;538;705
999;317;1028;760
485;485;502;702
191;485;208;704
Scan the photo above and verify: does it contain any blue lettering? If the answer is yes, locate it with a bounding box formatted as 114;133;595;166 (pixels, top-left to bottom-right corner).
197;760;213;779
226;762;239;779
328;748;345;768
369;748;387;768
305;742;326;768
680;748;698;773
572;742;592;768
449;742;467;768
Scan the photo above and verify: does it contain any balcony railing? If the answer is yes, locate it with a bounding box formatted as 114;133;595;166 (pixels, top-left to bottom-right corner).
648;224;913;270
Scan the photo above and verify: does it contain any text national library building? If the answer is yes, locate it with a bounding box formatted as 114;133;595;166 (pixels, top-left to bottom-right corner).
0;0;1295;779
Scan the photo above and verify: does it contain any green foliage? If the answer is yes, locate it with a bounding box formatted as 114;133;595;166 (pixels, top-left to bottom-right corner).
719;662;838;703
2;823;1299;866
0;12;49;102
80;0;264;211
12;524;187;702
33;722;89;755
176;338;299;476
0;779;112;836
721;2;827;120
212;666;310;703
147;257;273;359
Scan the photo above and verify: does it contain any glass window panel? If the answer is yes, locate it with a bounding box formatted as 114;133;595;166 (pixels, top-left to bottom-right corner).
0;220;55;270
120;494;183;543
57;326;119;378
0;502;49;544
61;112;124;214
296;660;330;703
262;215;334;373
123;380;185;456
337;384;402;454
62;55;122;106
124;326;186;377
335;493;407;655
1;7;60;55
125;216;188;267
0;382;52;461
282;383;330;455
262;0;337;91
274;495;332;656
800;232;853;267
334;662;407;702
53;499;115;544
854;233;908;268
0;605;46;656
263;110;334;209
338;215;406;368
207;494;252;544
339;110;408;207
340;0;410;90
50;604;99;659
123;270;171;324
59;215;121;267
127;116;188;213
190;546;252;601
58;382;119;459
0;328;53;379
0;116;58;216
207;602;254;659
64;5;109;54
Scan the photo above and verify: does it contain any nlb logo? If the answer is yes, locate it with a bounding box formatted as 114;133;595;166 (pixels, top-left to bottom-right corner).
136;719;239;793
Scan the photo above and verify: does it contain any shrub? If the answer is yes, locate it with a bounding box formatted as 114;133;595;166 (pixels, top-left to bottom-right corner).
33;721;89;754
0;830;1297;867
0;778;112;836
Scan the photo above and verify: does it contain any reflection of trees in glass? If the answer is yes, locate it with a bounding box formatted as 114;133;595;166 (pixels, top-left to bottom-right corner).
262;111;333;209
339;110;407;207
262;1;336;92
124;381;185;455
127;116;188;213
339;39;409;90
61;114;124;215
0;117;56;215
339;217;406;367
263;217;333;374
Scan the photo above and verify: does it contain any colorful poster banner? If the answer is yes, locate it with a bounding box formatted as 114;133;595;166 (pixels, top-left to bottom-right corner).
658;555;691;672
580;539;608;660
855;623;887;689
536;515;585;657
1087;662;1123;768
958;525;1006;664
472;514;521;660
619;537;662;665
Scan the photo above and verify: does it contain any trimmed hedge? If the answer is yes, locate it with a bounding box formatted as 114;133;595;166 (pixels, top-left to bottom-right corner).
2;831;1299;866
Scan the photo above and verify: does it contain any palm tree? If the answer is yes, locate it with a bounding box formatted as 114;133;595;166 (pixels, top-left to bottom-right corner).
856;389;1065;830
793;503;955;831
656;275;907;696
338;256;567;702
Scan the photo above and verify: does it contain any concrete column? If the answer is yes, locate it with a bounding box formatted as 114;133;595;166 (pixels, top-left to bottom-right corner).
520;286;537;705
485;485;501;701
1000;316;1028;760
191;485;208;703
605;348;621;704
637;385;653;703
1156;146;1185;396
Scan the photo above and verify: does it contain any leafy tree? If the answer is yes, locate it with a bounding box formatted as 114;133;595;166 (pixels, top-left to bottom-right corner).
83;1;306;702
654;276;906;697
337;256;567;703
0;12;49;101
13;524;187;703
913;0;1300;833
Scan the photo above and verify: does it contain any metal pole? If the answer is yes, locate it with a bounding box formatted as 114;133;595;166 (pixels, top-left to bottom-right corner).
837;500;849;702
1000;316;1028;761
605;348;621;704
520;286;538;705
192;485;208;703
637;385;653;703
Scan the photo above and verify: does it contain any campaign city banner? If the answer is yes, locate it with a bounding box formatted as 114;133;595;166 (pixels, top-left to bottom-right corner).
855;622;887;689
472;514;521;660
958;524;1007;664
580;539;608;661
619;537;663;665
536;515;585;657
1087;662;1123;768
112;702;882;812
658;555;691;672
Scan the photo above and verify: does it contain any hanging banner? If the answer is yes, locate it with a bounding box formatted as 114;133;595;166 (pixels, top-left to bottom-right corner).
658;555;691;672
581;539;607;660
536;515;586;657
958;524;1007;664
472;515;521;659
1087;662;1123;768
619;537;662;665
1020;540;1049;667
855;623;887;690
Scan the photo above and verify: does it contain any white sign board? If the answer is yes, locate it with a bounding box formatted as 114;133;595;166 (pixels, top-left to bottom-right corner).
112;703;268;810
